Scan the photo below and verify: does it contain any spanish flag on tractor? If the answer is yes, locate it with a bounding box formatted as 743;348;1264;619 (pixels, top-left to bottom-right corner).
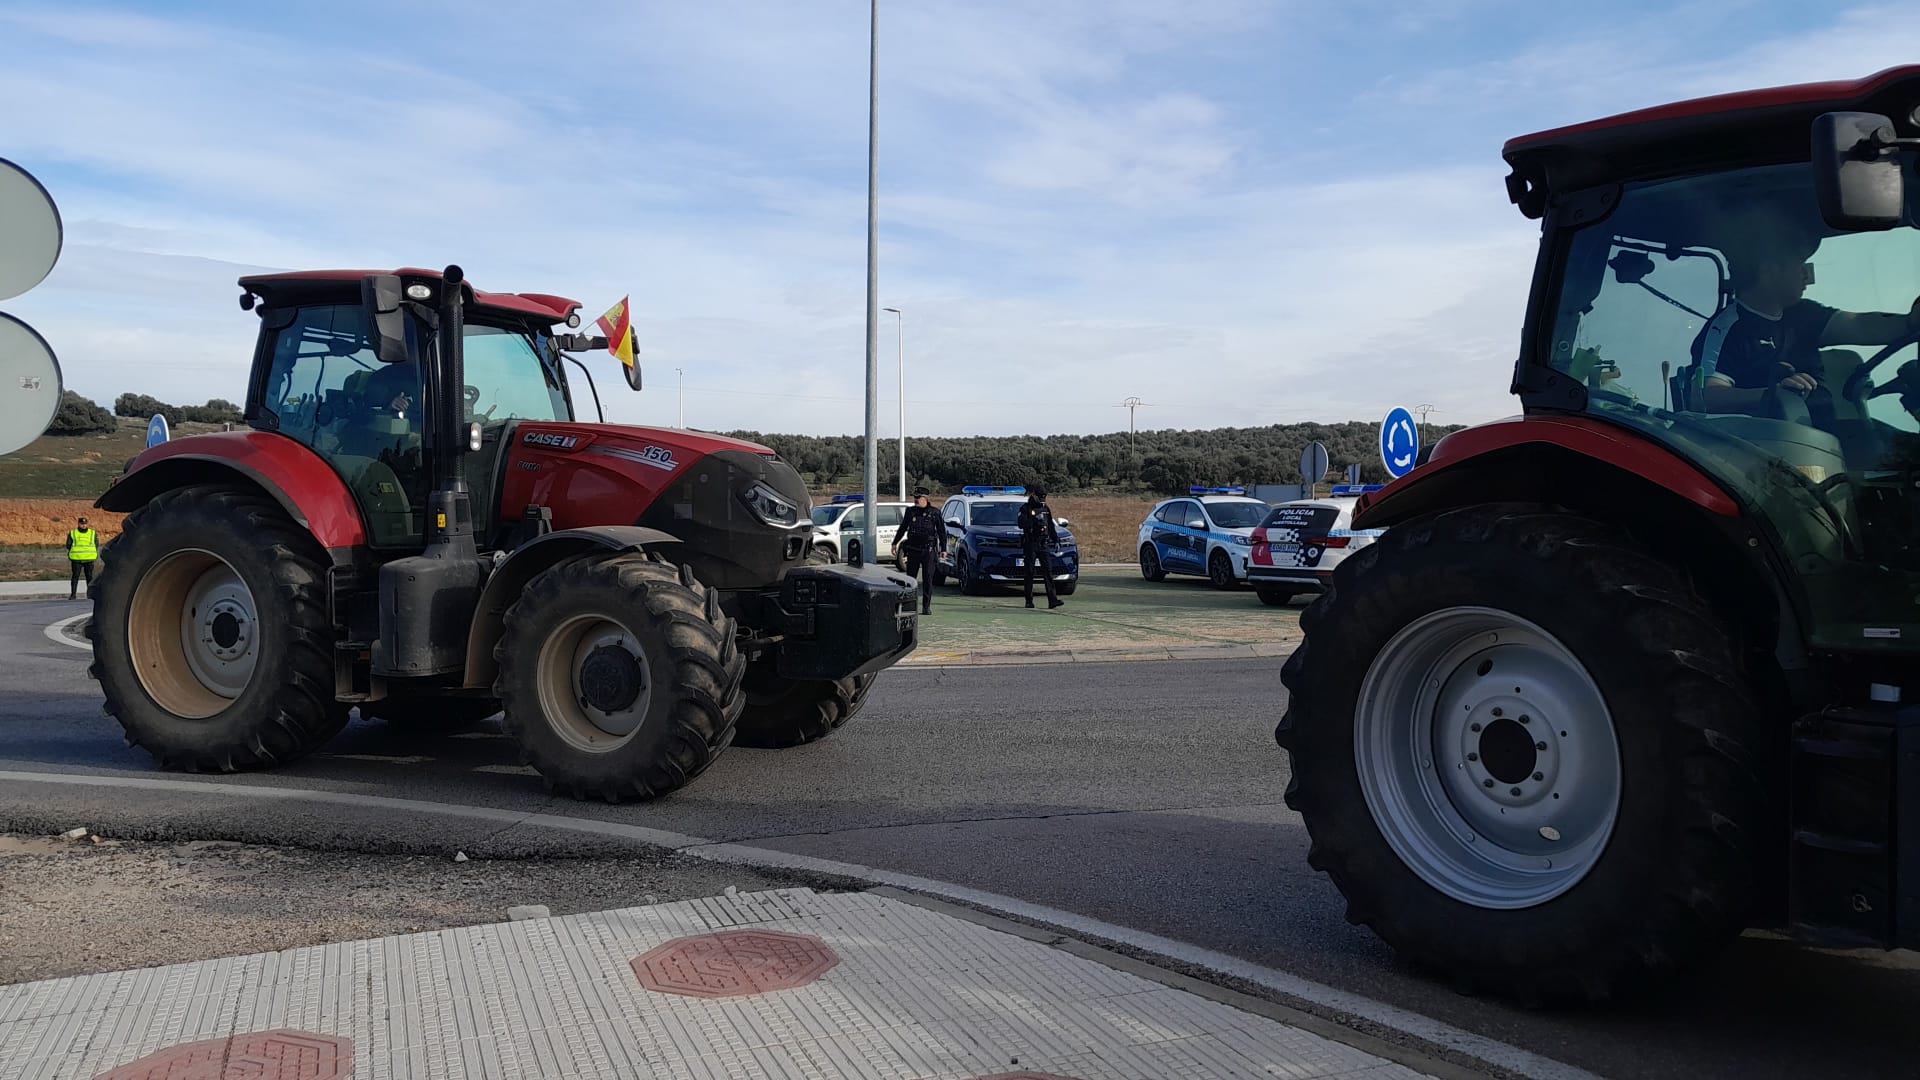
595;297;642;391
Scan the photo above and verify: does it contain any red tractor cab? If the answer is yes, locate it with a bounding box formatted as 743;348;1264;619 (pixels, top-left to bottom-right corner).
1278;69;1920;1001
90;266;918;801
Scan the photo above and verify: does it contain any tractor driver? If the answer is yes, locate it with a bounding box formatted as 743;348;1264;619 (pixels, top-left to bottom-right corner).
1692;223;1920;417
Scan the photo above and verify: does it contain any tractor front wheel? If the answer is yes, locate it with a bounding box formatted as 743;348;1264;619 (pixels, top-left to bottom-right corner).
89;485;346;770
1276;506;1764;1003
732;667;877;749
495;553;744;802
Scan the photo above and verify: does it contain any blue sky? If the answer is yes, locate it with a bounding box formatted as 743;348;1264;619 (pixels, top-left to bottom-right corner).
1;1;1914;437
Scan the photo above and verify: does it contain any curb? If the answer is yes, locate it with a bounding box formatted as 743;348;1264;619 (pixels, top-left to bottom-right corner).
899;639;1297;667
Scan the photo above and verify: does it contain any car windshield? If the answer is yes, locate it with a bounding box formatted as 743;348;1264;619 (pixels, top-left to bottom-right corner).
970;502;1022;526
1546;157;1920;644
1205;501;1268;528
811;506;844;526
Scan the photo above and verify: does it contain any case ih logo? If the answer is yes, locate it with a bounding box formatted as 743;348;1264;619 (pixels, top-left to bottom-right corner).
523;431;580;450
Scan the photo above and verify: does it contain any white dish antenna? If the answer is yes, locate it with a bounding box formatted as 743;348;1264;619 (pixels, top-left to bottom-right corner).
0;158;62;301
0;313;62;457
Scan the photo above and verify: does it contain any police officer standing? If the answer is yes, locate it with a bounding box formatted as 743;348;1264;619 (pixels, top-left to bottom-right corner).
1017;486;1064;609
896;487;944;615
66;516;99;601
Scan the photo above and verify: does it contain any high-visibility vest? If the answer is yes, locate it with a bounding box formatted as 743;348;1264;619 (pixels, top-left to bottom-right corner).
68;529;98;561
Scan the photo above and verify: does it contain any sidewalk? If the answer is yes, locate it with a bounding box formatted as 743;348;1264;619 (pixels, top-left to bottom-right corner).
0;888;1430;1080
0;581;74;600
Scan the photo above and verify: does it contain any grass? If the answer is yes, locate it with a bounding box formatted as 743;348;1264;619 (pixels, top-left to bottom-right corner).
0;416;226;500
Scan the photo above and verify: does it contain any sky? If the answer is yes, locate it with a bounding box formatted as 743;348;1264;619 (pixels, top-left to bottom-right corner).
1;0;1916;438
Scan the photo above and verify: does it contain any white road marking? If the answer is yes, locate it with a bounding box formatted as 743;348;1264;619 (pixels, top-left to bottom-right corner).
0;767;1600;1080
41;614;91;651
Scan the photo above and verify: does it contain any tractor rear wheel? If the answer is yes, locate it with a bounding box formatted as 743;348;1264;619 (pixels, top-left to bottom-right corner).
732;667;877;749
1276;505;1764;1003
89;485;346;770
495;552;744;802
360;696;501;729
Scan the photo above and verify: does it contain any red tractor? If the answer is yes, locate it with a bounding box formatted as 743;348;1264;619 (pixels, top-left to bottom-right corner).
89;266;918;800
1279;69;1920;1001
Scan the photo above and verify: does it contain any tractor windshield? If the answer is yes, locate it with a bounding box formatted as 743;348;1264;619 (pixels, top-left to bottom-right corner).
1546;158;1920;647
462;323;570;425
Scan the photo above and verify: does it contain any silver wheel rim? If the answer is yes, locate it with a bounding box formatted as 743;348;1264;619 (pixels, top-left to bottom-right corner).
1355;606;1620;909
129;549;259;718
536;614;652;753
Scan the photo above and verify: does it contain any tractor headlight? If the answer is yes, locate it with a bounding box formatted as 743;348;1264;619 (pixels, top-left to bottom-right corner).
741;481;803;528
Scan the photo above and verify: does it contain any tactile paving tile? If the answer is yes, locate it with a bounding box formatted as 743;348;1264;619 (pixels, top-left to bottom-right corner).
0;888;1434;1080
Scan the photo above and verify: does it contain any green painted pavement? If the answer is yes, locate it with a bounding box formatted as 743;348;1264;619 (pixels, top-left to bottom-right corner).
902;566;1302;665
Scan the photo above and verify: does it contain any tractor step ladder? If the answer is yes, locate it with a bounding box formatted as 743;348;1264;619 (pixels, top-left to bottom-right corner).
1788;702;1920;950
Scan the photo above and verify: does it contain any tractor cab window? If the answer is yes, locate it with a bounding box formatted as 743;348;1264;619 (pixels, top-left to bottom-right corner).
1547;160;1920;643
258;303;427;548
461;324;570;426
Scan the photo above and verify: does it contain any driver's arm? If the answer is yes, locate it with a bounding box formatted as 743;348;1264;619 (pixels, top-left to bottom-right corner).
1699;370;1818;413
1823;299;1920;346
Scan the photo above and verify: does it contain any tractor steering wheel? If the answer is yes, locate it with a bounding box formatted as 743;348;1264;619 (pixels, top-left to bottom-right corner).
1843;328;1920;404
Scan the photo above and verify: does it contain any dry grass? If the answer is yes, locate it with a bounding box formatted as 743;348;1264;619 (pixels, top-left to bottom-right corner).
0;500;123;548
1047;494;1159;562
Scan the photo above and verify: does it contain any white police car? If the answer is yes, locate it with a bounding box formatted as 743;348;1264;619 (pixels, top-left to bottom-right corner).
1137;487;1274;590
809;495;909;564
1247;484;1388;606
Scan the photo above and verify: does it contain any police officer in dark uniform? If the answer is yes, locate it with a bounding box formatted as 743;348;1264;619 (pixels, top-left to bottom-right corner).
896;487;945;615
1017;486;1064;609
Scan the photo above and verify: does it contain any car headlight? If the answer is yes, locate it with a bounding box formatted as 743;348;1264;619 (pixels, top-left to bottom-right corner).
1230;535;1253;546
740;481;803;528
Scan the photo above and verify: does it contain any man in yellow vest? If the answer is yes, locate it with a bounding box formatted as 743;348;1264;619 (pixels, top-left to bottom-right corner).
67;516;99;601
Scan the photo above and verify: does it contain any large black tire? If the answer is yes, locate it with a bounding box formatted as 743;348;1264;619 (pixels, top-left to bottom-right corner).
495;552;745;802
1140;544;1166;582
1257;588;1293;607
360;696;501;729
957;551;987;595
1207;549;1238;590
732;668;878;749
1276;505;1764;1004
1058;580;1077;596
88;485;346;770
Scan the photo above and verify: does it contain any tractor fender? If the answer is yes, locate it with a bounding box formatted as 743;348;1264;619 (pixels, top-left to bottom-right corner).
95;431;368;552
462;526;682;689
1353;414;1738;530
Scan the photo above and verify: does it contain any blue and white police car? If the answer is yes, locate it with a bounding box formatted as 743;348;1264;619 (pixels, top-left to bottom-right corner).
1247;484;1388;606
937;486;1080;595
809;494;909;564
1137;487;1274;590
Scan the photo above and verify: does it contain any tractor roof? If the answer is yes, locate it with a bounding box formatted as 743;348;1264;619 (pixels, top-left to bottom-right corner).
1502;65;1920;217
237;268;581;324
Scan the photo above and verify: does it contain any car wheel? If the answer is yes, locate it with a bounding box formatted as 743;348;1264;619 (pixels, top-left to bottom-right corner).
1208;549;1238;590
1257;589;1293;607
958;551;987;595
1140;544;1166;582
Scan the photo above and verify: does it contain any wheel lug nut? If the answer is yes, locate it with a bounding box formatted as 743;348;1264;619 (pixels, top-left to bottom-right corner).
1482;779;1495;789
1491;708;1503;717
1467;752;1479;762
1470;722;1482;732
1520;715;1530;725
1510;787;1524;796
1533;772;1544;781
1536;741;1548;751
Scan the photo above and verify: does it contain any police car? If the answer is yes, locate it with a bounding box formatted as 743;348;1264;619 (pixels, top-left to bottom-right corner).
809;495;910;564
1137;487;1274;590
1246;484;1388;606
936;486;1079;595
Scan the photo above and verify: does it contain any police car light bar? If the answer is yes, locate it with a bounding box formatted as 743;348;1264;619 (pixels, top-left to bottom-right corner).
961;485;1025;495
830;494;866;504
1330;484;1386;496
1189;486;1246;495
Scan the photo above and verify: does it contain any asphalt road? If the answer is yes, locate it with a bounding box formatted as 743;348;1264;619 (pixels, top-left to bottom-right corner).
4;597;1918;1080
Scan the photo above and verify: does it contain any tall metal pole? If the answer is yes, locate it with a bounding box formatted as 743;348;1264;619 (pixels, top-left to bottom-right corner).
676;367;684;428
860;0;880;561
885;306;903;501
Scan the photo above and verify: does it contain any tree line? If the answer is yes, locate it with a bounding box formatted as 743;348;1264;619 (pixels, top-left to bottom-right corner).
717;421;1461;496
42;392;244;436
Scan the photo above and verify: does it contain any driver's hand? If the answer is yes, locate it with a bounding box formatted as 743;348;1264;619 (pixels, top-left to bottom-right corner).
388;392;412;414
1776;371;1818;395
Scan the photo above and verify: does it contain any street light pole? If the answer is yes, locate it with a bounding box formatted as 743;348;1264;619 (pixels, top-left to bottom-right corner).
676;367;684;428
859;0;880;562
884;306;903;501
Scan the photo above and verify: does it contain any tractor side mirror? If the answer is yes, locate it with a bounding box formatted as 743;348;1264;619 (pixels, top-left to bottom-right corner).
1812;111;1905;231
624;361;642;392
361;274;411;364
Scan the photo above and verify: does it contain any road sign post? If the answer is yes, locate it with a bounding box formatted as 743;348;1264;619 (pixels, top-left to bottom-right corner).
1346;463;1362;485
1380;407;1420;479
1299;441;1329;498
